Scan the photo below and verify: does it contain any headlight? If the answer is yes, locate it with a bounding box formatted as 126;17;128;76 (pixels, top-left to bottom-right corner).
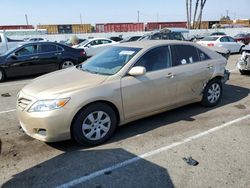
28;98;70;112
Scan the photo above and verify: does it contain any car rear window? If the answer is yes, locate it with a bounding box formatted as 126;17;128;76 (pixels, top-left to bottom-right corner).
202;37;219;41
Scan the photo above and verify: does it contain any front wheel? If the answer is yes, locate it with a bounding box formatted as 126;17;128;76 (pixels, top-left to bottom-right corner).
71;103;118;146
202;79;222;107
0;68;6;82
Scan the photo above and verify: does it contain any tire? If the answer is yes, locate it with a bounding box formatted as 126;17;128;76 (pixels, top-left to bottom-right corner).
59;60;75;69
239;69;247;75
0;68;6;82
202;79;223;107
71;103;118;146
239;46;244;54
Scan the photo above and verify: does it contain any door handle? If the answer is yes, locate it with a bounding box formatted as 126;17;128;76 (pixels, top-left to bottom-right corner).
30;56;39;59
54;52;62;55
165;73;175;79
207;64;214;69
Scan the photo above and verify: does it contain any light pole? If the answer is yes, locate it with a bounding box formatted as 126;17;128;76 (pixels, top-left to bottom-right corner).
25;14;29;25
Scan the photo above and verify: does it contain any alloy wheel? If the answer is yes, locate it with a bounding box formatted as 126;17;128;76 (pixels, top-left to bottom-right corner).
207;83;221;104
62;61;74;69
82;111;111;141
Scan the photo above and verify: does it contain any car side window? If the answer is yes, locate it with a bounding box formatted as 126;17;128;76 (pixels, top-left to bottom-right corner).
134;46;171;72
171;45;199;66
227;37;235;42
90;40;98;46
57;46;63;52
40;44;57;53
15;45;37;56
100;40;112;44
197;49;210;61
220;37;229;42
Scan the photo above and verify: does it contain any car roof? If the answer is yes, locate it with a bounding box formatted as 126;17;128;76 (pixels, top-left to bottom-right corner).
88;38;112;41
116;40;196;49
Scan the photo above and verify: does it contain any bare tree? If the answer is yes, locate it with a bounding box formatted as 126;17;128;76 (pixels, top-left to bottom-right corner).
186;0;190;29
192;0;200;29
186;0;207;29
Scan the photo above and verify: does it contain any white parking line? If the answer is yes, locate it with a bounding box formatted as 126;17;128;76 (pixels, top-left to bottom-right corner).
0;109;16;114
0;81;30;87
57;114;250;188
229;69;238;72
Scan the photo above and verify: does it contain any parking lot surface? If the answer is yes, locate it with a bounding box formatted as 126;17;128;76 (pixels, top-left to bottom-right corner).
0;54;249;188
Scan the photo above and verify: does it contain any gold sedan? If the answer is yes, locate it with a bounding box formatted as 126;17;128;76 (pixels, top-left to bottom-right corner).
17;40;228;145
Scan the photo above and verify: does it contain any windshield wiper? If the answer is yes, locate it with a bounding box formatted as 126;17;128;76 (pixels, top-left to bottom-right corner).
81;68;111;75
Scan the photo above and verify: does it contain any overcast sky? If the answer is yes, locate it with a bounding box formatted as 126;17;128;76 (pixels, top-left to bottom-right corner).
0;0;249;25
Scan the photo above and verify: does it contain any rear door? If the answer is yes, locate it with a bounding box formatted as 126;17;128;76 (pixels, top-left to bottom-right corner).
227;36;241;53
170;44;214;103
36;43;61;72
121;46;178;119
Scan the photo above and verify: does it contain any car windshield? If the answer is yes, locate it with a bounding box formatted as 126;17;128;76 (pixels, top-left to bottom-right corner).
79;46;141;75
201;36;219;41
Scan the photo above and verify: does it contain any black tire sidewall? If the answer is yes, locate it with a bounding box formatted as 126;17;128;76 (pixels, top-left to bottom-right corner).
72;103;117;146
0;68;6;82
202;79;223;107
239;69;247;75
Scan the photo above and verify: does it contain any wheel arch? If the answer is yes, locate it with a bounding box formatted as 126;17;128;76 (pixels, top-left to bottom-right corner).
70;100;120;137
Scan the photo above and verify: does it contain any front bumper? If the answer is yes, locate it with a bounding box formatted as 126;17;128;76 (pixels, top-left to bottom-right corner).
17;92;72;142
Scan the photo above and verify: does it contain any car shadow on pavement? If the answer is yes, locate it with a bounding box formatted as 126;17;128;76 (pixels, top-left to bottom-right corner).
48;83;249;152
2;148;175;188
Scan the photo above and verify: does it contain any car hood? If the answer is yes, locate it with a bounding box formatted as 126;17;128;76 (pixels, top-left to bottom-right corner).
22;67;108;99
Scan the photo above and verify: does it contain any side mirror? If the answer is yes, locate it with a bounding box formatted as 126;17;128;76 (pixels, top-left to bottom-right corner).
10;54;17;60
86;44;91;48
128;66;146;76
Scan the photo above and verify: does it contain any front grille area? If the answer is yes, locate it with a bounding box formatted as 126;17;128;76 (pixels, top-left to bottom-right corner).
18;97;32;111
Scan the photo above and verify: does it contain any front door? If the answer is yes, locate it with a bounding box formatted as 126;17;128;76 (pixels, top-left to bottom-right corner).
6;44;38;77
121;46;177;120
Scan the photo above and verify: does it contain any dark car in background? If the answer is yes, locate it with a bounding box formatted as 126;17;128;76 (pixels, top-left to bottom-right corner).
120;36;142;43
138;28;186;41
210;32;226;36
109;36;123;42
0;42;87;82
234;33;250;45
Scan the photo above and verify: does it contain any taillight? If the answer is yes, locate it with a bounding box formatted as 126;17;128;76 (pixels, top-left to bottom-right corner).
80;51;86;56
208;43;214;47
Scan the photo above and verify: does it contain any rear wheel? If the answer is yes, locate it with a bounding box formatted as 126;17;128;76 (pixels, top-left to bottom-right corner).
0;68;6;82
60;60;74;69
71;103;118;146
202;79;222;107
239;69;248;75
239;46;244;54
